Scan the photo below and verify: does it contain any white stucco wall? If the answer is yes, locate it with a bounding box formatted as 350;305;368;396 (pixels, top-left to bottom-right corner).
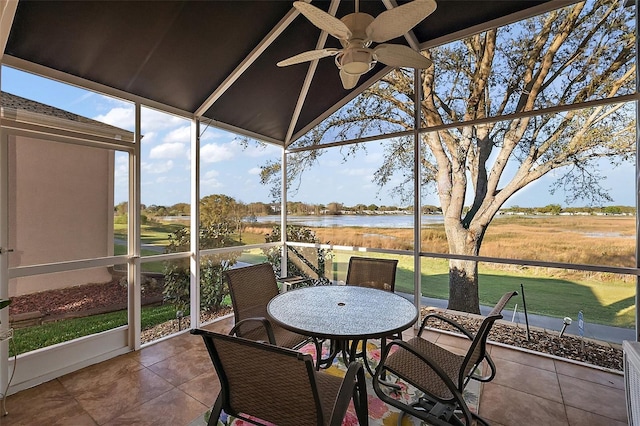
8;134;114;296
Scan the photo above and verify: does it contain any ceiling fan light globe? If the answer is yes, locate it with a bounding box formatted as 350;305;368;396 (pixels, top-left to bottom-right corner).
339;49;374;74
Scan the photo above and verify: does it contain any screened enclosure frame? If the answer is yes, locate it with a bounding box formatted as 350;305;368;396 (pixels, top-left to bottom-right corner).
0;0;638;397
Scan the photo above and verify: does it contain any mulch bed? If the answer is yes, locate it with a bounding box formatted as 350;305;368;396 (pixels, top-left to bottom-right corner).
421;307;624;372
9;278;164;323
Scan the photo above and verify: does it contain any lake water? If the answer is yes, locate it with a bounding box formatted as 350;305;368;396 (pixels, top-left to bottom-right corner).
253;214;444;228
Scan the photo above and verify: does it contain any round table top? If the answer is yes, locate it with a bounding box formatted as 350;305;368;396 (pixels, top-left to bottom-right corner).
267;285;418;340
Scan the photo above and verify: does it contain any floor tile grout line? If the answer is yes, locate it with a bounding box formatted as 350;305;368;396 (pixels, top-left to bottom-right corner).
555;370;625;390
562;399;629;424
56;377;101;426
486;379;567;407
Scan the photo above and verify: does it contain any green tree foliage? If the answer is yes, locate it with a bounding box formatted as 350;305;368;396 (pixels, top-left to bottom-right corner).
541;204;563;215
201;194;247;240
163;195;241;314
114;201;128;216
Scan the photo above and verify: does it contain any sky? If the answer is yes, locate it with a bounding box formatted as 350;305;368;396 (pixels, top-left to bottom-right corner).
1;65;636;209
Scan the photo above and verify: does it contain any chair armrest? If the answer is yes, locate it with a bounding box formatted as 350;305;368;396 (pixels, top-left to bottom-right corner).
418;312;475;340
229;317;277;345
329;362;367;426
469;352;497;383
418;313;498;382
375;339;460;395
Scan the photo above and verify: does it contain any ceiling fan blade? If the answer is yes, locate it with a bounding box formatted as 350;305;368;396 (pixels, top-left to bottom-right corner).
339;70;361;90
277;49;340;67
374;44;432;69
293;1;352;40
366;0;437;43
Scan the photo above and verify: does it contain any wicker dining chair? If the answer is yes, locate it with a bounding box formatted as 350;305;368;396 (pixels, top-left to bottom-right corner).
373;291;518;426
224;262;311;349
345;256;398;292
192;327;369;426
345;257;400;374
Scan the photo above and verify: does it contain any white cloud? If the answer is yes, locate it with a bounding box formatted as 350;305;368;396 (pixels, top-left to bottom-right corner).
141;108;186;133
200;127;226;141
114;155;129;182
202;170;220;179
142;160;174;174
201;143;235;163
164;126;191;144
92;104;188;137
248;167;262;175
140;131;158;144
93;107;134;130
201;170;223;189
243;141;281;157
341;168;373;176
150;142;187;159
364;151;384;163
154;175;188;185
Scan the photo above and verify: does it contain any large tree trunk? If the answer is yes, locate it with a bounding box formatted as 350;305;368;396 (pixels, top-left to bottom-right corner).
445;224;483;314
448;259;481;314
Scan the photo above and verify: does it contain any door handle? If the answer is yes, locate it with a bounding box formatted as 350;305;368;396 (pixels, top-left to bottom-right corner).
0;248;14;254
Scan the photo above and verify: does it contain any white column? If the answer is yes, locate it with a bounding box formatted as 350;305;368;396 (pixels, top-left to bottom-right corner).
280;147;288;279
128;102;142;349
635;0;639;342
413;69;423;326
190;118;201;328
0;81;11;403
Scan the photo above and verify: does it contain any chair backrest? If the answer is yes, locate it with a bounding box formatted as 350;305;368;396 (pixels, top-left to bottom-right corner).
458;291;518;388
488;290;518;316
225;262;279;323
193;329;324;426
345;257;398;292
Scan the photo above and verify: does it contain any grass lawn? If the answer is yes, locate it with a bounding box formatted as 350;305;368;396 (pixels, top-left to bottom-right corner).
329;251;635;328
10;304;181;356
114;222;185;248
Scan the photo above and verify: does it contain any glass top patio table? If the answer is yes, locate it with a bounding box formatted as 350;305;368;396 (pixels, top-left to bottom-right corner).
266;285;418;341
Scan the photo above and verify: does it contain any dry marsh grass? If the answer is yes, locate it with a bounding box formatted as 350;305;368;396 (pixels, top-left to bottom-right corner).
481;216;635;267
246;215;636;279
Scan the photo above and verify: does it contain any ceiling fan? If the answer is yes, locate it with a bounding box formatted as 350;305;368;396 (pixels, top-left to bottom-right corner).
277;0;437;90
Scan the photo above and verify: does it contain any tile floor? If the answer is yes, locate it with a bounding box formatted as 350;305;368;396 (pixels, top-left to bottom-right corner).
0;317;628;426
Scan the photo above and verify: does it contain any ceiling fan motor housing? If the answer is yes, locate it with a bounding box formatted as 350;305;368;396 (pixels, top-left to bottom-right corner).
337;13;376;75
339;13;374;46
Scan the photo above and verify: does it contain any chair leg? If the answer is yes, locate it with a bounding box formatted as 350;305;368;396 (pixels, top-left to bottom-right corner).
207;394;224;426
313;338;323;370
353;367;369;426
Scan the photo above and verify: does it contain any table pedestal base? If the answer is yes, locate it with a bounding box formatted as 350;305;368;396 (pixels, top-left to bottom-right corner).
315;339;376;377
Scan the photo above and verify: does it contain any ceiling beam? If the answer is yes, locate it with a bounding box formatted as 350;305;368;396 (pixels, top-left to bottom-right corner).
194;6;300;117
0;0;18;59
2;55;195;120
284;0;342;146
418;1;577;50
290;65;392;143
